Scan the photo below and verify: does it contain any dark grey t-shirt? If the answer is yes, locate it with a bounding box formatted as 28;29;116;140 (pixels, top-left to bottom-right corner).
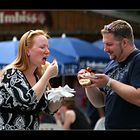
102;49;140;129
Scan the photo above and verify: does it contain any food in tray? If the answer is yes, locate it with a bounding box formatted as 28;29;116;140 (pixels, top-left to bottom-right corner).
79;67;95;86
79;78;91;86
79;67;97;86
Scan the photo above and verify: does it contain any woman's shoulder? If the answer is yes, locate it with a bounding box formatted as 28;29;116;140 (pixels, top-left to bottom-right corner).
5;67;18;73
3;67;23;77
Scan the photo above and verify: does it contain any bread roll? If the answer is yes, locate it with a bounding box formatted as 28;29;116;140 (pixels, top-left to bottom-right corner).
78;67;95;86
78;72;91;86
79;78;91;86
90;72;95;76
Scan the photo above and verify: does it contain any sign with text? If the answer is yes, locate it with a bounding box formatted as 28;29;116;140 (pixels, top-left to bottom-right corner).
0;10;48;25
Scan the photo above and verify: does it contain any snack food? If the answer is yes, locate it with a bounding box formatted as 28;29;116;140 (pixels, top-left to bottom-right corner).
86;67;93;72
79;72;91;78
79;78;91;86
79;71;92;86
86;67;95;75
78;67;96;86
85;67;97;78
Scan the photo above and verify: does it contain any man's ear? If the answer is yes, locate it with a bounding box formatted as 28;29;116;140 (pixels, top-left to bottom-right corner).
122;38;129;48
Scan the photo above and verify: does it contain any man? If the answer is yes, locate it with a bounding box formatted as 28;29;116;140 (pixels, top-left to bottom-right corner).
78;19;140;129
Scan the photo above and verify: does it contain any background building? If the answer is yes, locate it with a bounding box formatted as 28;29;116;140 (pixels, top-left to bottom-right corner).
0;10;140;42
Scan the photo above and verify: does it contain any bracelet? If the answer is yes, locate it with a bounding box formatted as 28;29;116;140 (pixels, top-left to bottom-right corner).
49;109;58;115
106;78;112;87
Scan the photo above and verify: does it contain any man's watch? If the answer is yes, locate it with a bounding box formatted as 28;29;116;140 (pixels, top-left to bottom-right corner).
106;78;112;87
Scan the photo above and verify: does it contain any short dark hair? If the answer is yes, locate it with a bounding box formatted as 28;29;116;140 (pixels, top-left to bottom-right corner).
101;20;134;42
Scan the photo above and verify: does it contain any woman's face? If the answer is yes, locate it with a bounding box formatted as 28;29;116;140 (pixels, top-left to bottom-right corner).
27;35;50;68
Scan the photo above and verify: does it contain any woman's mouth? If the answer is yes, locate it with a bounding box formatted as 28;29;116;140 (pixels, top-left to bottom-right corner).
42;57;47;64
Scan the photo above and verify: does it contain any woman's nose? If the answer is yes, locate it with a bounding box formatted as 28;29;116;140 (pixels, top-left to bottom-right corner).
44;48;50;54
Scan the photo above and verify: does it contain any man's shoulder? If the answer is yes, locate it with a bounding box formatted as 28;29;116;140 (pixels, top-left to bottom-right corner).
104;60;118;72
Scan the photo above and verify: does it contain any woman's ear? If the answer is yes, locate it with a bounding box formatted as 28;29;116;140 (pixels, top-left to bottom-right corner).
27;49;30;56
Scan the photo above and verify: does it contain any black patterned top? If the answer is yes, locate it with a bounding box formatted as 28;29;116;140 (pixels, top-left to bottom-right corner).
0;68;49;130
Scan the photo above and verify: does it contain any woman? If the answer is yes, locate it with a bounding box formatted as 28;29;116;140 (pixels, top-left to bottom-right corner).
0;29;62;130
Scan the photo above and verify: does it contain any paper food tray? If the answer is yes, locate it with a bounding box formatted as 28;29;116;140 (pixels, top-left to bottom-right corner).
45;85;75;103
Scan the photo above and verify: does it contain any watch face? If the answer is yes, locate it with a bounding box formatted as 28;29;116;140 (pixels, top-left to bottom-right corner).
106;78;112;87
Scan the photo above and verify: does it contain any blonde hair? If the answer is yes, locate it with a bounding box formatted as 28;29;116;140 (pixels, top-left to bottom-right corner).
0;29;50;78
0;70;2;78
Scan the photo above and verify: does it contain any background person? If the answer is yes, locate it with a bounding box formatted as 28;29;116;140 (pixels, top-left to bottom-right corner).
78;19;140;130
86;100;105;129
54;97;92;130
0;29;62;130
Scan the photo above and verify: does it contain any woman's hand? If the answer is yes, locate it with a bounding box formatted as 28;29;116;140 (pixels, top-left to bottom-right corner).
46;58;58;79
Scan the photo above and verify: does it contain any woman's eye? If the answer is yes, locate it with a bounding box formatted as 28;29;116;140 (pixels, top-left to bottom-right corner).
40;46;45;50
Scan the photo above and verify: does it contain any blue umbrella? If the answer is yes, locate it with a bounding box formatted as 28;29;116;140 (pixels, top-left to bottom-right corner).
48;48;79;76
48;47;79;86
93;39;104;50
92;39;111;59
93;38;140;53
49;37;110;63
0;41;19;69
48;47;77;65
0;40;78;75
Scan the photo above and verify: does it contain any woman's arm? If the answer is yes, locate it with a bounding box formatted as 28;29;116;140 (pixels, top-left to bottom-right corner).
32;59;58;100
48;99;63;113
